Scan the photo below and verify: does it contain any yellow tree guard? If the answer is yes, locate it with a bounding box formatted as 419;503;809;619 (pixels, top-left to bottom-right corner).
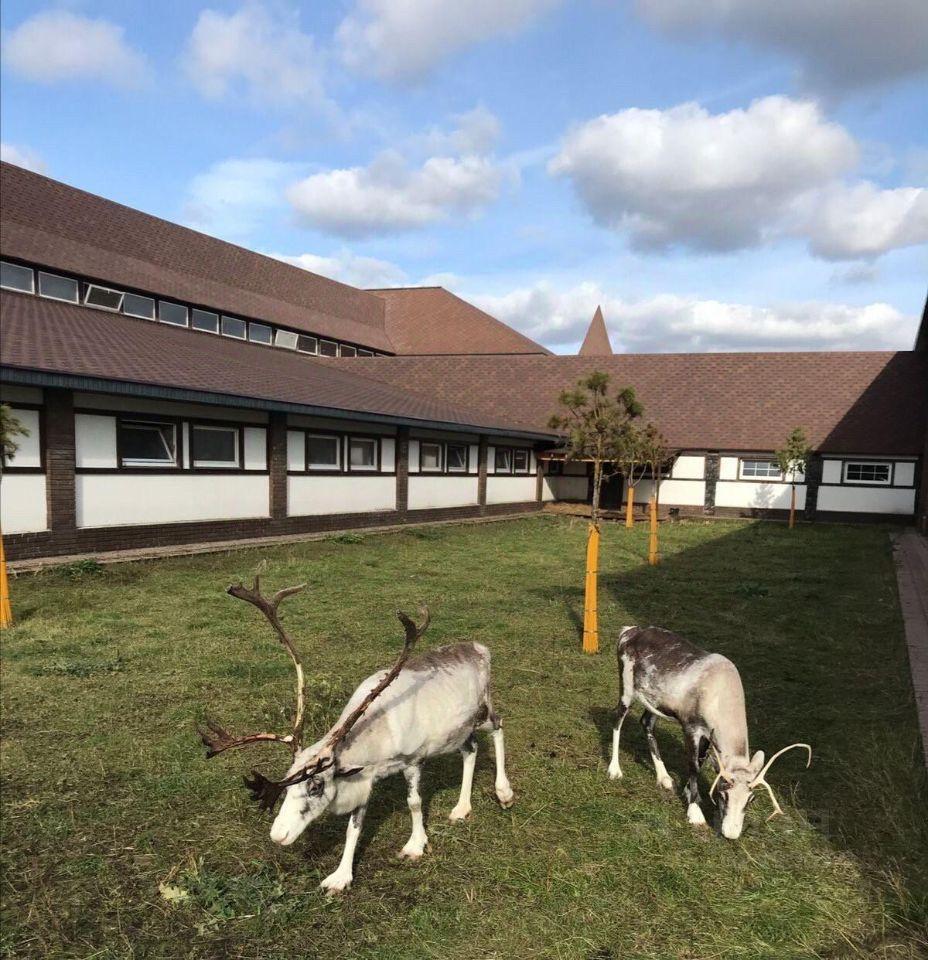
625;489;635;529
648;497;660;566
583;522;600;654
0;533;12;629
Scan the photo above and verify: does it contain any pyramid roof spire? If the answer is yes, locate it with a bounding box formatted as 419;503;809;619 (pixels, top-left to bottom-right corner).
578;306;613;355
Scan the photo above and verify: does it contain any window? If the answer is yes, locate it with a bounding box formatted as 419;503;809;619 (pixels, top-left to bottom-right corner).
297;335;318;354
844;461;891;485
221;316;247;339
120;420;177;467
420;442;442;472
494;448;512;473
544;459;563;476
740;459;782;480
158;300;188;326
358;349;374;357
191;308;219;333
1;261;33;292
123;293;156;319
85;284;124;311
513;449;531;473
349;437;377;470
319;339;339;357
249;322;273;345
447;443;467;473
340;344;357;358
275;329;298;350
38;271;78;303
307;434;339;470
191;424;239;468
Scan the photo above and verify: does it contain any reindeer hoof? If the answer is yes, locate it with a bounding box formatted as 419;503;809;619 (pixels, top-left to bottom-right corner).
496;788;515;809
607;764;623;781
657;775;674;791
398;840;428;859
320;871;353;896
448;805;472;822
687;803;707;826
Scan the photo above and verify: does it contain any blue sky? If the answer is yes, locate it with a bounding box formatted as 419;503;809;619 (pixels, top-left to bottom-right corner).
1;0;926;353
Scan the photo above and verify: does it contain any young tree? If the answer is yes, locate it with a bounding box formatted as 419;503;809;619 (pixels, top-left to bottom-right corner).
549;372;643;653
774;427;812;529
638;424;671;565
615;425;649;529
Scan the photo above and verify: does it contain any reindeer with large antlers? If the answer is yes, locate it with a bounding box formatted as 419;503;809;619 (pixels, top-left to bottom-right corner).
199;576;515;895
607;625;811;839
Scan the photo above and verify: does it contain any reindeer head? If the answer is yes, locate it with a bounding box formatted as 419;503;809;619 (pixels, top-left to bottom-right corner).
197;574;428;846
710;742;812;839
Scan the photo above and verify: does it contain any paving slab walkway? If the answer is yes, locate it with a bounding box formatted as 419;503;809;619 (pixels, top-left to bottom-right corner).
892;530;928;771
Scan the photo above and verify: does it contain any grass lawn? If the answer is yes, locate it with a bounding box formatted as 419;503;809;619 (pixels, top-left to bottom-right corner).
2;516;927;960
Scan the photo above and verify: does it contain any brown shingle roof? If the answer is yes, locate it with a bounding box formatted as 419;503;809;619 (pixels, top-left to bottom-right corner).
578;306;613;355
0;292;549;436
0;162;395;353
325;352;928;455
369;286;550;356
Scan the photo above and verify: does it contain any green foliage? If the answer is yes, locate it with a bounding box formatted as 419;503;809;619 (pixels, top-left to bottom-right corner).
65;558;105;580
329;532;365;544
775;427;813;484
0;403;29;470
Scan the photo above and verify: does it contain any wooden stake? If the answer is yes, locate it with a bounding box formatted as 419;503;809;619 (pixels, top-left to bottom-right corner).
789;485;796;529
582;522;600;654
625;487;635;529
0;533;12;629
648;497;659;566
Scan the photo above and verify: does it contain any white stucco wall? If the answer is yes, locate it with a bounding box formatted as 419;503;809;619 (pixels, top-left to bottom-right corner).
243;428;267;470
817;486;916;515
631;478;707;507
408;475;479;509
0;474;47;533
546;475;589;501
486;475;537;504
76;474;269;527
287;475;396;516
715;481;806;510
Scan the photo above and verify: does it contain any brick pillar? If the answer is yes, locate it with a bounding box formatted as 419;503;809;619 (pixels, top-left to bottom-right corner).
477;436;488;515
803;453;823;522
268;412;288;522
704;452;719;516
45;387;76;533
396;426;409;515
535;451;544;502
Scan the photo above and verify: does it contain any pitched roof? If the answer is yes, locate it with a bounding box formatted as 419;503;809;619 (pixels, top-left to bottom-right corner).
369;286;550;356
325;352;928;455
0;291;549;437
578;306;613;355
0;162;395;353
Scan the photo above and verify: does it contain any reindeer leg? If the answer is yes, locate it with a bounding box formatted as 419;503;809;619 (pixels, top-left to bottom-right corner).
684;730;709;826
399;764;429;858
642;710;673;790
488;713;515;808
320;805;366;896
449;735;477;821
608;656;634;780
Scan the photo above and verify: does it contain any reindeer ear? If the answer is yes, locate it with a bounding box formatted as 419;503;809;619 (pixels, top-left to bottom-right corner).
335;765;364;779
750;750;765;774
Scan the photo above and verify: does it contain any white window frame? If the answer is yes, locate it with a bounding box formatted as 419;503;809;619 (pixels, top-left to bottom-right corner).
0;260;34;293
37;271;79;303
120;420;178;468
494;447;513;473
842;460;892;486
447;443;468;474
191;424;240;469
420;441;443;473
191;308;220;334
306;434;340;471
297;335;318;355
348;437;378;472
339;344;357;357
85;283;125;312
248;322;273;345
158;300;188;327
221;315;247;340
739;459;783;481
123;292;156;320
275;329;298;350
513;448;531;474
319;339;339;357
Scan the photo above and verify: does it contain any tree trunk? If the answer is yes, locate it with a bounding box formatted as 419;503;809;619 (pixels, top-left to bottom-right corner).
789;483;796;529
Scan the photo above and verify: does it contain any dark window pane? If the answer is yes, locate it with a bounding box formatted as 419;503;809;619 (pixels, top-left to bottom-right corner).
123;293;156;318
38;272;79;302
846;462;889;483
358;349;374;357
249;322;273;344
350;438;376;468
308;435;339;468
297;335;318;354
222;316;247;339
514;449;530;472
494;448;512;472
191;309;219;332
319;339;338;357
1;261;33;292
447;444;467;471
86;285;124;311
121;421;176;465
192;425;237;466
159;301;188;326
340;344;357;357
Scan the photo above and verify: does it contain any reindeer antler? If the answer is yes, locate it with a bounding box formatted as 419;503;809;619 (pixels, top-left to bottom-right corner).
750;743;812;822
197;573;307;760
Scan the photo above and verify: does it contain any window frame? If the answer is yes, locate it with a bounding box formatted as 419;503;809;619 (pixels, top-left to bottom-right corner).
339;344;357;358
191;308;220;334
306;433;342;472
419;441;444;473
0;260;35;293
842;460;892;486
446;442;469;474
0;403;45;473
494;447;513;474
248;321;273;345
117;417;180;469
190;422;242;470
347;436;380;473
274;329;298;350
85;283;125;312
297;334;319;355
221;315;247;340
37;271;79;303
738;458;784;482
123;292;157;320
513;448;531;474
158;300;189;327
318;339;339;358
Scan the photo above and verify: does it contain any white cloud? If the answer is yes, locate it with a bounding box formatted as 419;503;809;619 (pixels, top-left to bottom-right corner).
0;142;46;174
1;10;149;87
637;0;928;94
271;250;408;288
182;158;302;238
550;96;857;252
338;0;559;82
798;183;928;260
414;106;501;156
471;282;917;353
185;4;328;108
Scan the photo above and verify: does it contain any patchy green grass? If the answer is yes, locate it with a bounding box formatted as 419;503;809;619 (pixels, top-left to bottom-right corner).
2;516;926;960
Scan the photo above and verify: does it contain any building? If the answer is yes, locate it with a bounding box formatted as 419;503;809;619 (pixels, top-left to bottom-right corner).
1;161;926;561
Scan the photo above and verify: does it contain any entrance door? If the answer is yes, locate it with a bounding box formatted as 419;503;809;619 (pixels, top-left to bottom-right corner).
601;474;622;510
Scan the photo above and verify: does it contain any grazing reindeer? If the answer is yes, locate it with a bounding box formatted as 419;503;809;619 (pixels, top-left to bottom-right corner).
607;625;810;838
199;576;515;895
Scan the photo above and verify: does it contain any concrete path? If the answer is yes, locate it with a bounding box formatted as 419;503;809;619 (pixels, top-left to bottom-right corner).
892;530;928;771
